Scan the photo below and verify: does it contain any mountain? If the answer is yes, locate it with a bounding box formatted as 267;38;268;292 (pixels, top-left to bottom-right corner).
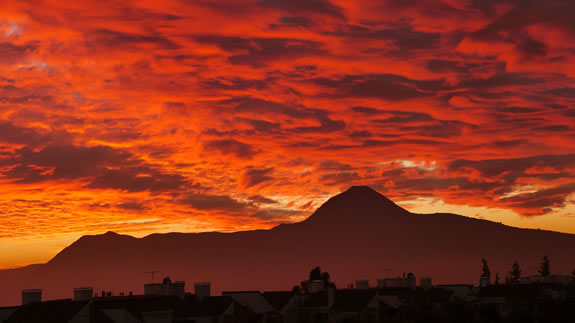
1;186;575;306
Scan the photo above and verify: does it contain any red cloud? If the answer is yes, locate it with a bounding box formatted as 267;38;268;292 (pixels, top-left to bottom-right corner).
0;0;575;267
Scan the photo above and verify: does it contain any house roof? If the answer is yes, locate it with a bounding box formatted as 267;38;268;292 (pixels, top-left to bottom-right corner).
376;287;418;299
332;289;377;313
477;284;542;299
262;291;294;311
379;295;402;309
375;287;453;306
222;291;273;314
90;307;115;323
4;294;235;323
93;295;180;321
421;288;453;303
5;299;88;323
302;291;328;308
436;284;476;300
179;296;234;317
93;294;234;320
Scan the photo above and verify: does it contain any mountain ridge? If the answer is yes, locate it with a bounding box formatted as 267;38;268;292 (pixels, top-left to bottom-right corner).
300;186;409;226
54;185;575;245
1;186;575;307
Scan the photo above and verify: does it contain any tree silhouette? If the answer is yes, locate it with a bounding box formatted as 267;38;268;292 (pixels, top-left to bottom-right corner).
538;255;550;277
495;273;500;285
309;266;322;281
300;266;332;293
309;266;331;288
300;280;308;293
321;271;330;287
481;258;491;278
506;261;521;284
571;269;575;283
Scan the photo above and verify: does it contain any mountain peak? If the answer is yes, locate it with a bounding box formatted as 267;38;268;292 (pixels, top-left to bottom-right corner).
47;231;137;266
92;231;136;241
334;186;405;207
341;185;382;196
303;186;409;225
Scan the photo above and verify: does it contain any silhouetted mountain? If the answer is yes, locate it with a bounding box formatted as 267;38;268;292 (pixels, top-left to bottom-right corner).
301;186;409;226
1;186;575;306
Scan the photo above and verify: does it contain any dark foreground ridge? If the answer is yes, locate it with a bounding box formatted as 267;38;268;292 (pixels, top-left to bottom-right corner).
1;185;575;311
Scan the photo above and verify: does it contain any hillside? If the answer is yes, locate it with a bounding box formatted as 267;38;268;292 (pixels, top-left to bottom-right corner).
1;186;574;306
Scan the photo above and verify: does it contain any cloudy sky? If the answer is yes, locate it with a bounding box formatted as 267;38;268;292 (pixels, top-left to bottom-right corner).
1;0;575;268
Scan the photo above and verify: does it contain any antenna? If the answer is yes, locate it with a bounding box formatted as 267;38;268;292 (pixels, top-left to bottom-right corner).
145;271;160;283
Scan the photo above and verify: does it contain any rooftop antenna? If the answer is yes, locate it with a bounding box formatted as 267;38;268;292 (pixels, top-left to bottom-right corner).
145;271;160;284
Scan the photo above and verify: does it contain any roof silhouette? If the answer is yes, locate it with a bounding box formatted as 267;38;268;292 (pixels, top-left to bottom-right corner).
5;299;88;323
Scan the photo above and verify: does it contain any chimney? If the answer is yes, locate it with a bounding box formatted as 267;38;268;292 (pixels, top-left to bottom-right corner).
406;273;416;290
22;289;42;305
74;287;93;301
174;281;186;300
144;283;161;296
195;282;211;299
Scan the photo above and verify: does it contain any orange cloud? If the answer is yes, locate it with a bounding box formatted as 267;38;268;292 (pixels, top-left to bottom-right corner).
0;0;575;267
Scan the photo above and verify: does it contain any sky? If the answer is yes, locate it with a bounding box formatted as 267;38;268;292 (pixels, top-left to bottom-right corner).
1;0;575;269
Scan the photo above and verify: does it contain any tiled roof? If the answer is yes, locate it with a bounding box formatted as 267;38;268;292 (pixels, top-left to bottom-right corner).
332;289;377;312
302;291;328;308
179;296;234;317
262;291;294;311
477;284;541;299
93;294;234;319
93;295;180;321
222;291;273;314
5;299;88;323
